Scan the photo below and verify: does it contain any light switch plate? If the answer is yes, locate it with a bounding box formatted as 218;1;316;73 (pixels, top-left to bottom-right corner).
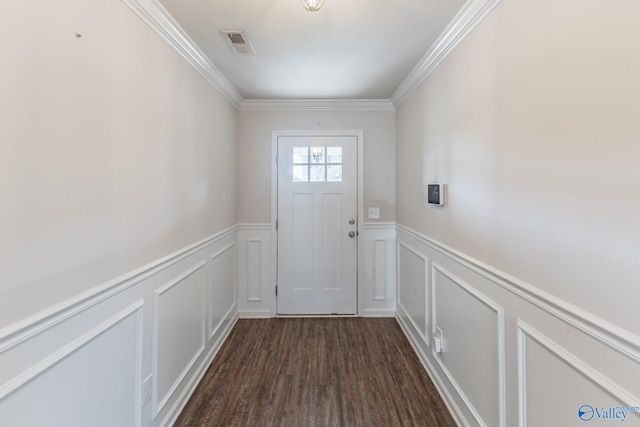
368;207;380;219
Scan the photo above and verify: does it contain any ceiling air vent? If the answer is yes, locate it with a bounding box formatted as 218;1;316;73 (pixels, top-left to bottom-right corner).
220;30;255;55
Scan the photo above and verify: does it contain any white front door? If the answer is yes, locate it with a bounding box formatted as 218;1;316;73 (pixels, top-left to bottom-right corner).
277;136;358;314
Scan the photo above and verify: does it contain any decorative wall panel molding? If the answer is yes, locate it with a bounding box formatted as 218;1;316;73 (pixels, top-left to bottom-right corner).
0;301;143;401
0;228;238;427
208;243;237;341
518;321;640;427
237;225;273;318
397;240;429;342
395;303;467;426
396;224;640;358
0;226;236;353
246;240;263;302
432;263;505;427
153;261;207;417
361;223;396;317
395;224;640;427
0;302;144;427
157;308;237;427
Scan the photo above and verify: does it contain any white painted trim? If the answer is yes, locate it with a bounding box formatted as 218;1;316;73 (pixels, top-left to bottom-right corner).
397;240;430;344
396;224;640;361
0;301;144;401
246;239;263;302
119;0;504;111
396;305;470;427
391;0;503;107
362;224;396;314
237;223;271;230
363;221;397;229
208;242;237;341
134;301;144;427
208;242;237;264
396;301;427;346
270;137;279;317
356;131;365;316
120;0;242;108
152;261;207;418
517;321;640;422
372;238;388;301
517;325;527;427
0;226;237;352
362;308;396;318
271;130;365;317
240;99;395;111
238;309;273;319
432;263;506;427
158;311;238;427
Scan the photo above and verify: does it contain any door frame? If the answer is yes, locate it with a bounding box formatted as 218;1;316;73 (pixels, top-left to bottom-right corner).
270;130;364;317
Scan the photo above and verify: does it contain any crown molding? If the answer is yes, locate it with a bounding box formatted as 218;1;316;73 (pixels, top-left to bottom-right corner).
239;99;396;111
120;0;243;108
391;0;503;108
121;0;502;111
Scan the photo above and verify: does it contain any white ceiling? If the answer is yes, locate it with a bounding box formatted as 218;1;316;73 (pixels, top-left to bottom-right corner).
158;0;466;100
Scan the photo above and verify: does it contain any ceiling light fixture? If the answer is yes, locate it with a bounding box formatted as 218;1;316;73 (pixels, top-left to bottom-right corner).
300;0;324;12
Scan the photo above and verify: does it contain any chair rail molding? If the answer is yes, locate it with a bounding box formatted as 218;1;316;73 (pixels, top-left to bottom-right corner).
0;227;238;427
395;223;640;427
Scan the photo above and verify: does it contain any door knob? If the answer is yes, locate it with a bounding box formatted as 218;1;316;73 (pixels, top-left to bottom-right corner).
348;231;356;238
348;218;355;225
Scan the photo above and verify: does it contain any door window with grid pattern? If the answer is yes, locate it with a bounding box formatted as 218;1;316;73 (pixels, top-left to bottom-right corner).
293;146;342;182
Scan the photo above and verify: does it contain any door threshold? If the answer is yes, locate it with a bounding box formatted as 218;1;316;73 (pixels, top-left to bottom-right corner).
276;313;358;318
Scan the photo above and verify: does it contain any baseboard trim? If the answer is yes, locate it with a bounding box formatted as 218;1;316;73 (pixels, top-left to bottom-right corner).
362;309;396;318
395;306;469;427
159;310;238;427
238;310;273;319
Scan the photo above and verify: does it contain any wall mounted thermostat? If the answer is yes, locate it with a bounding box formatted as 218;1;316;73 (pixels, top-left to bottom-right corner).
427;183;444;206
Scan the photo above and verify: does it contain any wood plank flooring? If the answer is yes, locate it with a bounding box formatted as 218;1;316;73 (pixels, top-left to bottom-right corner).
175;318;457;427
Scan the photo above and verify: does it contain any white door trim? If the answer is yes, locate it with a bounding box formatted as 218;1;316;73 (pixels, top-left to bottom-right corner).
271;130;364;317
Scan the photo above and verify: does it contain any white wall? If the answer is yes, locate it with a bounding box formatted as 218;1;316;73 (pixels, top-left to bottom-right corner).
0;0;238;425
396;0;640;337
237;109;396;223
395;0;640;425
0;0;237;324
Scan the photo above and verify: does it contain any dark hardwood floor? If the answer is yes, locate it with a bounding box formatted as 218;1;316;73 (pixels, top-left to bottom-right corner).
175;318;457;427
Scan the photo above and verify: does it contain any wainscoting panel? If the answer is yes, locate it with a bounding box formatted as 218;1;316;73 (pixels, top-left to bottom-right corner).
432;264;505;427
237;224;273;318
397;241;429;342
208;243;237;341
395;224;640;427
152;261;207;416
0;227;239;427
0;302;143;427
361;223;396;317
518;321;640;427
